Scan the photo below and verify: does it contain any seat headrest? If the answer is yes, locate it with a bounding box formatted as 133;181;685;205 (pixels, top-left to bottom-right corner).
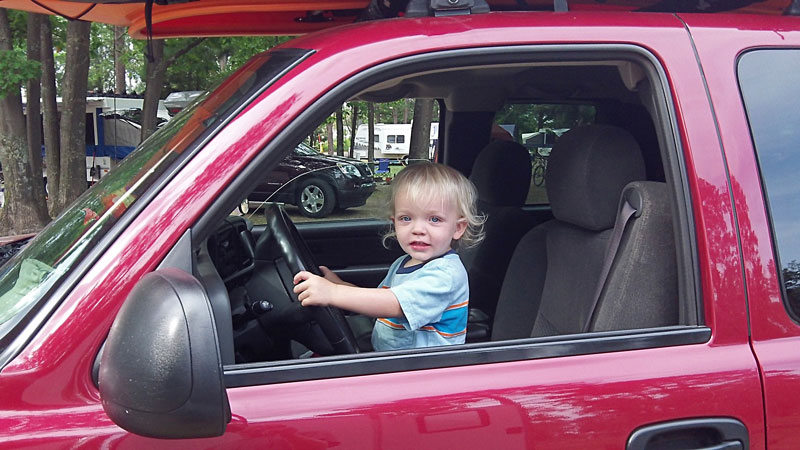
546;125;646;230
470;140;532;207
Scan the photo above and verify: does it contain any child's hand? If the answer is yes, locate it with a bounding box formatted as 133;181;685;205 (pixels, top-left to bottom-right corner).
293;271;338;307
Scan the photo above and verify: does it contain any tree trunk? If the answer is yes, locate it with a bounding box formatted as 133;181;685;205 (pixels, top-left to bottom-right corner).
114;26;126;95
367;103;375;163
54;19;91;215
141;38;205;141
141;39;165;141
348;103;358;158
326;121;334;155
217;53;229;72
336;107;344;156
0;10;51;235
25;13;47;209
41;15;59;211
409;98;433;165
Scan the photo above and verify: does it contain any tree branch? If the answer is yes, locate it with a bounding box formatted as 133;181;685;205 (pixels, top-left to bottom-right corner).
164;37;207;68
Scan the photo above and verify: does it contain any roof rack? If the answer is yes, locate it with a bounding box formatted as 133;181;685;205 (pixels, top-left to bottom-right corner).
404;0;570;16
405;0;491;17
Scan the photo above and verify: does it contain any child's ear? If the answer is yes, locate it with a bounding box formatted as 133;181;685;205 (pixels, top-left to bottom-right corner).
453;218;467;240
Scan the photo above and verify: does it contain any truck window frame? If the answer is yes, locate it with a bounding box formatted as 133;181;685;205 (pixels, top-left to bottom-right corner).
189;44;705;387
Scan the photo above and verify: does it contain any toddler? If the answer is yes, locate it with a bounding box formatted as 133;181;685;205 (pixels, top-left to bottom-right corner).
293;162;484;351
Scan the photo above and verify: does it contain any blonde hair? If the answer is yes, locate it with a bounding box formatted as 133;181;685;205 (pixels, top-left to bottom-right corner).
384;162;485;251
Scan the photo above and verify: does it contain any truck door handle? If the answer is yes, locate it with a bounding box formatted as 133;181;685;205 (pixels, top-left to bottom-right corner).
697;444;744;450
627;417;748;450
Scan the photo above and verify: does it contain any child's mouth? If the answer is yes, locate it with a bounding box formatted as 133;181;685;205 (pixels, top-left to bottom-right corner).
409;241;430;250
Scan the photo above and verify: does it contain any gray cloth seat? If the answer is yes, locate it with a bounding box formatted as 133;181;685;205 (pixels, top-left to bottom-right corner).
460;140;536;323
589;181;678;332
491;124;678;340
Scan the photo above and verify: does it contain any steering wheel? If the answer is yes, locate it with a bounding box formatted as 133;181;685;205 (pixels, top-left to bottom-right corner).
263;204;360;355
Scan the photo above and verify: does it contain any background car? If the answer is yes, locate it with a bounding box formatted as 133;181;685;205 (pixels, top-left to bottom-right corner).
248;142;375;218
163;90;205;116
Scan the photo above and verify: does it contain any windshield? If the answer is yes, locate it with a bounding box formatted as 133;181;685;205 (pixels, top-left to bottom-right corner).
0;48;311;354
294;142;320;156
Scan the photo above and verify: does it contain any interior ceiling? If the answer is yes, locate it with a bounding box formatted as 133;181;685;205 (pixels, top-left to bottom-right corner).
0;0;794;39
354;62;640;110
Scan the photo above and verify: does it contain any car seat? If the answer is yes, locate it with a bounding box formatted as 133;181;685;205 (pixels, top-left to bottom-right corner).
491;124;677;340
460;140;536;334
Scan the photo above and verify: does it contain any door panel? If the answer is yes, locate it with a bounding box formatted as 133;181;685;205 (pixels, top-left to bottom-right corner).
298;219;404;287
216;20;767;450
217;343;762;449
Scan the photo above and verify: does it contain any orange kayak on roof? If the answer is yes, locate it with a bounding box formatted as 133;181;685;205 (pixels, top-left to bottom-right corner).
0;0;794;38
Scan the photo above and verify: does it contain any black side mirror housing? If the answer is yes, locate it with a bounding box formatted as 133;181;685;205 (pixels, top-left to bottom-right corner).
99;268;231;439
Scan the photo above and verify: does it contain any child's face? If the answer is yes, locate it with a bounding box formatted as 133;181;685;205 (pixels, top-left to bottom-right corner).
392;191;467;266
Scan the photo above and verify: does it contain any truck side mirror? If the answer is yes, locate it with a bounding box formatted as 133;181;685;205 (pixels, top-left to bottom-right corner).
99;268;231;439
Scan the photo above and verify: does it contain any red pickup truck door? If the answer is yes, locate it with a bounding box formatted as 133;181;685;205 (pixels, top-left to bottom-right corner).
684;14;800;450
193;18;767;450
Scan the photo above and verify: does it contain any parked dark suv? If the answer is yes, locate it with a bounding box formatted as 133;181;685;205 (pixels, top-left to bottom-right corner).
248;142;375;218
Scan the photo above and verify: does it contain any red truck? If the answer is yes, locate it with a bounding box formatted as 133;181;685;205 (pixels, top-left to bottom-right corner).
0;2;799;448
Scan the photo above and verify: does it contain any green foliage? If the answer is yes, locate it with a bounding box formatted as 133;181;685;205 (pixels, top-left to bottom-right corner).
495;103;595;138
120;35;294;94
6;10;28;46
162;36;292;92
324;99;437;128
57;28;294;95
49;16;69;93
88;24;113;92
784;260;800;314
309;99;441;154
0;11;43;98
0;50;40;98
2;13;293;99
88;30;123;93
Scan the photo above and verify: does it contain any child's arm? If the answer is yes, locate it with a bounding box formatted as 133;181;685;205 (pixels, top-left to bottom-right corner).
319;266;355;287
293;271;403;318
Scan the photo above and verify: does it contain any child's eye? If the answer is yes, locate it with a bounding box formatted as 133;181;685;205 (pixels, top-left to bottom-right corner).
398;216;411;222
430;216;441;223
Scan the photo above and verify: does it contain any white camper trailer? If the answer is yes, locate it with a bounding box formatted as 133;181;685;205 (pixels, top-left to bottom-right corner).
353;122;439;161
25;95;170;186
82;97;170;183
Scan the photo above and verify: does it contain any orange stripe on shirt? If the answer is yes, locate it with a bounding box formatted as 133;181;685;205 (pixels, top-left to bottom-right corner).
445;300;469;310
377;318;406;329
420;326;467;337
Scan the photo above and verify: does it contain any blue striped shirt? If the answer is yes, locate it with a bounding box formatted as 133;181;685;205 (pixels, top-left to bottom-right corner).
372;251;469;351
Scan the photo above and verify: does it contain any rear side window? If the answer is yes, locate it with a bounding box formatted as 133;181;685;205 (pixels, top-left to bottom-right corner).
494;103;596;204
738;49;800;319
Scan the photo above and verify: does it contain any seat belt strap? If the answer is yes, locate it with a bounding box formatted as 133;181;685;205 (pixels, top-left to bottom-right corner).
582;199;638;333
